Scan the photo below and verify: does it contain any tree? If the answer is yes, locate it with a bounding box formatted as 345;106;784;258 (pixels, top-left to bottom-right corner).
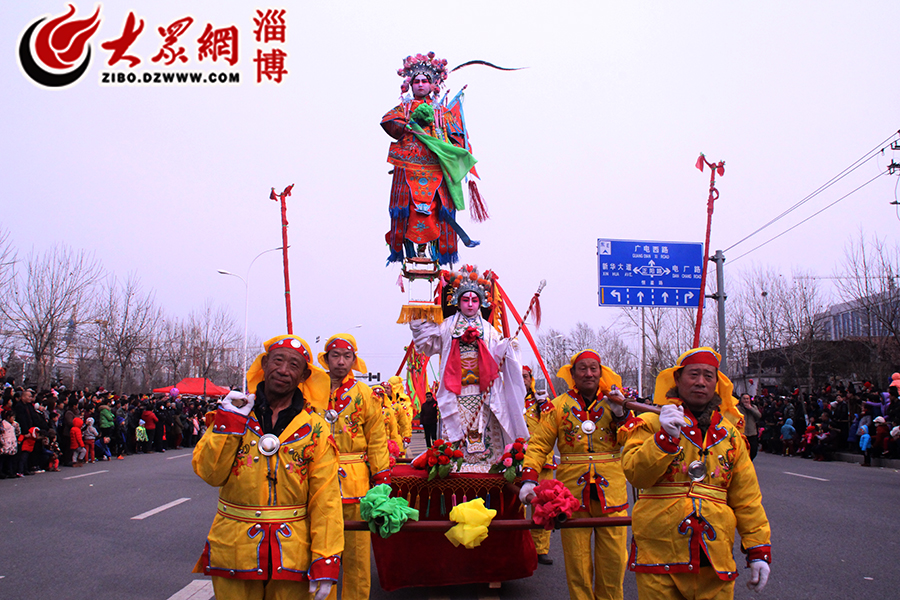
188;300;240;393
835;230;900;356
1;245;103;388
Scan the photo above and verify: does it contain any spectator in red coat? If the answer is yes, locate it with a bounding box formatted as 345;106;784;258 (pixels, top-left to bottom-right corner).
141;405;158;451
70;417;86;466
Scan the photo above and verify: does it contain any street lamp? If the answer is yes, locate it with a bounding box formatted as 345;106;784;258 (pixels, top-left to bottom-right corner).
218;246;283;393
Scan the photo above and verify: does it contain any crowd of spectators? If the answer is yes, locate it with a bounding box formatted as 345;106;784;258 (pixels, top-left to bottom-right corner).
746;378;900;464
0;378;218;479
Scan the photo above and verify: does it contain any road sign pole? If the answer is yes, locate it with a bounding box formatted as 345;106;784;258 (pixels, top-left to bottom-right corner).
713;249;727;374
640;307;646;397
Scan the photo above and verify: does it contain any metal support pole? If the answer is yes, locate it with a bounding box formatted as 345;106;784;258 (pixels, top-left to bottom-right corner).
712;249;728;374
640;307;646;397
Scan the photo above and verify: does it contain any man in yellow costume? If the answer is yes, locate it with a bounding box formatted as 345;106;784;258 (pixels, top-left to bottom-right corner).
315;334;391;600
193;334;342;600
619;347;771;599
387;375;413;453
522;365;556;566
520;350;629;600
372;383;403;453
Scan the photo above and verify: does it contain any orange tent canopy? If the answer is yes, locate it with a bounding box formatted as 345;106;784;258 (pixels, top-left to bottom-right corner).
153;377;231;397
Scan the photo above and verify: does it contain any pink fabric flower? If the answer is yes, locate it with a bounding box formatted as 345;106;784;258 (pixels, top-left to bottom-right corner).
502;457;513;467
531;479;581;530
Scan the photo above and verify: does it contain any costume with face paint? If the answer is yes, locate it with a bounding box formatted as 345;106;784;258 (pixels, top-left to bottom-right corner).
410;280;527;472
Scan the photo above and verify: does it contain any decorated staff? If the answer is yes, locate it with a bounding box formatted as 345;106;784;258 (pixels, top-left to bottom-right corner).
313;333;390;600
192;334;342;600
519;350;631;600
410;265;528;472
619;347;772;599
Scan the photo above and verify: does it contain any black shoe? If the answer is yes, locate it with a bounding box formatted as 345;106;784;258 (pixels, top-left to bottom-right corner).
537;554;554;565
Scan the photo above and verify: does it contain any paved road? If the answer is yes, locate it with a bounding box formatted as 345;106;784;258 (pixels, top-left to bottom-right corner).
1;437;898;599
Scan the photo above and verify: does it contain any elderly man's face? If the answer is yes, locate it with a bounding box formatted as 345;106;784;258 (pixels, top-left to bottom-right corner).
459;291;481;318
326;347;355;381
22;390;33;404
675;364;718;413
522;370;533;389
572;358;601;398
262;347;308;398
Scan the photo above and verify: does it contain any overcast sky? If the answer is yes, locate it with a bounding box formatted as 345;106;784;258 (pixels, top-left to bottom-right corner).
3;1;899;379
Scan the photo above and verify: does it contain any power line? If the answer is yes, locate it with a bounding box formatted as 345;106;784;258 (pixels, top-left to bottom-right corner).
729;170;887;264
724;130;900;253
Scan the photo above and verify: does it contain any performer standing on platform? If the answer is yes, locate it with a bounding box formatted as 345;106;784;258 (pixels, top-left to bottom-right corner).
315;334;391;600
522;366;556;566
381;52;479;264
192;334;342;600
519;350;630;600
411;266;528;472
619;347;772;599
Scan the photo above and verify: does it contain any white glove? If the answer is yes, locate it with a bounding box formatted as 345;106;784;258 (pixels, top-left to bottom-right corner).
518;481;537;505
659;404;685;439
605;388;626;418
747;561;770;593
309;580;332;600
219;390;255;417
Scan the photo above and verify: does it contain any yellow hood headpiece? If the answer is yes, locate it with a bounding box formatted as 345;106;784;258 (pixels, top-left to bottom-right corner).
556;349;621;396
316;333;367;374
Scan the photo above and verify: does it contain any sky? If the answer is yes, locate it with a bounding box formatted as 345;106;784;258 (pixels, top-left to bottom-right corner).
3;1;900;380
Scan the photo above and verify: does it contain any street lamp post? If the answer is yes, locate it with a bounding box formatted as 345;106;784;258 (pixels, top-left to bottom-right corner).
218;246;283;393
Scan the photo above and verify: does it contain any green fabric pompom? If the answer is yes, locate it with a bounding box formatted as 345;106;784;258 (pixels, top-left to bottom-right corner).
410;103;435;126
359;484;420;538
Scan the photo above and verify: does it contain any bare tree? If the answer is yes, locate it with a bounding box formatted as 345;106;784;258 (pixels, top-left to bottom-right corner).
1;245;103;388
188;300;241;394
94;273;162;393
835;230;900;355
160;317;191;386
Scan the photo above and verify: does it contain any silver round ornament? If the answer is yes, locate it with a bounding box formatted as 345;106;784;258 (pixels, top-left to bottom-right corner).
258;433;281;456
687;460;706;482
580;420;597;435
324;409;339;424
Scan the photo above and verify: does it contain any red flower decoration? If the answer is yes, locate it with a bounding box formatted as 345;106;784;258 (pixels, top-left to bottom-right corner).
531;479;581;530
460;326;480;345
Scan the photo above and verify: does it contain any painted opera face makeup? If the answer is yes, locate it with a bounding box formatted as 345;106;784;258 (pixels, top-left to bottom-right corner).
459;291;481;318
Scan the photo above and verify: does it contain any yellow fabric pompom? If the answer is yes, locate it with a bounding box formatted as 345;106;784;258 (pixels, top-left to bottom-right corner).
444;498;497;549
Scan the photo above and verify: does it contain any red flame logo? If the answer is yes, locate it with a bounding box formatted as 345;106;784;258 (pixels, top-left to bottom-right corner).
18;4;102;88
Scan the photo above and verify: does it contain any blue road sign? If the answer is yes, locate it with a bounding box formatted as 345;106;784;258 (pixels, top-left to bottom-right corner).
598;239;704;307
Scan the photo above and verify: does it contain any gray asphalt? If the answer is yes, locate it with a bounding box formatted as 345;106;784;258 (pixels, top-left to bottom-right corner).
1;439;898;599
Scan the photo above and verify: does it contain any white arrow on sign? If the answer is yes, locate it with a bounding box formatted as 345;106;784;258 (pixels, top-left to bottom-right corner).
611;290;621;302
637;291;644;302
684;292;695;303
662;292;669;302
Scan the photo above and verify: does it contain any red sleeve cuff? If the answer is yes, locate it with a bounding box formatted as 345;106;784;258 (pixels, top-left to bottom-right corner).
372;470;391;486
654;429;680;454
309;555;341;581
746;544;772;565
212;409;249;435
521;467;539;483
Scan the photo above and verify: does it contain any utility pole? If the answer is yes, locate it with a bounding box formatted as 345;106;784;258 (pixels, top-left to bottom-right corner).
709;250;728;374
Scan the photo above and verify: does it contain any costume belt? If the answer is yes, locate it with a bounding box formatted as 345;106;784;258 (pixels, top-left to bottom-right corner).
339;452;367;464
217;499;308;523
638;481;728;504
560;451;620;464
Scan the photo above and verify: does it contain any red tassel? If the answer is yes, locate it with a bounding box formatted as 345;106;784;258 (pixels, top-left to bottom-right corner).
468;180;490;222
533;295;542;329
695;154;705;171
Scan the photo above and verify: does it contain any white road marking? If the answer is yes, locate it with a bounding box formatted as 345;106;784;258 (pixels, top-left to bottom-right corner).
167;452;194;460
166;579;214;600
63;469;109;480
783;471;829;482
131;497;191;520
